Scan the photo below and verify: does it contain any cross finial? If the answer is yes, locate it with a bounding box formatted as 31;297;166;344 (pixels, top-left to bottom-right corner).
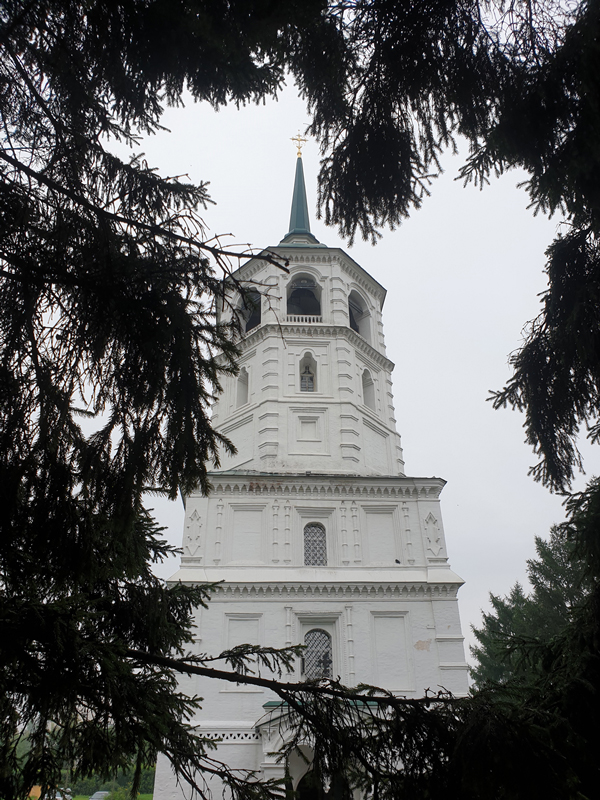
291;132;307;157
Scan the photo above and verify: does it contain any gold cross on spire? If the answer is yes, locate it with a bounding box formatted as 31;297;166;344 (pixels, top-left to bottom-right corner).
291;132;307;157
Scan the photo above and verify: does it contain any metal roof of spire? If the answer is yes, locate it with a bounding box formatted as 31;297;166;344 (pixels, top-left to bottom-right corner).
280;144;320;246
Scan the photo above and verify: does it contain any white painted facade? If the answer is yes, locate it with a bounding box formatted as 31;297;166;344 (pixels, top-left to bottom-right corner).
155;164;468;798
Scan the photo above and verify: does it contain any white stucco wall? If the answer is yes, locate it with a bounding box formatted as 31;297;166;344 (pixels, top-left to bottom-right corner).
155;240;467;799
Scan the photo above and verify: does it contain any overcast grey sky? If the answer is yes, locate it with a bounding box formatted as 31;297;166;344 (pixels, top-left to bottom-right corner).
131;83;597;658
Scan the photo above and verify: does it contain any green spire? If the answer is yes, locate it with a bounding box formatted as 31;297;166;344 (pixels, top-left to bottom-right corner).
280;154;320;245
288;155;311;234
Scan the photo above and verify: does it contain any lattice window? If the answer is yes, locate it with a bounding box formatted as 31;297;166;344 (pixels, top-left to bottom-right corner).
300;365;314;392
303;629;332;680
304;522;327;566
299;352;317;393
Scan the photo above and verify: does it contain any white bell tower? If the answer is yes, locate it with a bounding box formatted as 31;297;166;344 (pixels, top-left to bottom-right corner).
155;148;468;798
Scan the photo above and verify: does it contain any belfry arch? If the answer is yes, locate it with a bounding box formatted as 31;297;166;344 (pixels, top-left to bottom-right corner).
348;289;371;343
287;273;322;319
239;288;261;333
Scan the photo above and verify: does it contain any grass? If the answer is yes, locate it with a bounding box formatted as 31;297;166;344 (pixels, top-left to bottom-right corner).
71;795;152;800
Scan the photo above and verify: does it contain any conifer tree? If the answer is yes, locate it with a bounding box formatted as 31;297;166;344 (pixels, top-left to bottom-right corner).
470;528;590;686
3;2;600;799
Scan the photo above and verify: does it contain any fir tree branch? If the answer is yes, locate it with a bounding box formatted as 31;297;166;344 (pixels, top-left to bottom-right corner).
0;149;289;274
126;648;452;708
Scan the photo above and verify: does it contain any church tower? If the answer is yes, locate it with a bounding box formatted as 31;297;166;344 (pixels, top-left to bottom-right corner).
155;149;468;798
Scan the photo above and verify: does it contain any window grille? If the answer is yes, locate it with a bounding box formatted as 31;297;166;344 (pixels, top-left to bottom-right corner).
303;629;332;680
304;522;327;566
300;365;314;392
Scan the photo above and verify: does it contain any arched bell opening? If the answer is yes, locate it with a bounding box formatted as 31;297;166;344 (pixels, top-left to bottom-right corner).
348;290;371;343
238;288;262;333
287;275;322;320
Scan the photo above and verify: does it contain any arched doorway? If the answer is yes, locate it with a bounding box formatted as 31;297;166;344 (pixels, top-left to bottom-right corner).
296;769;350;800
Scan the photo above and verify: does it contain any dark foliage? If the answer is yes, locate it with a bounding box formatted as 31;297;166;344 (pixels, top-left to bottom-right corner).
269;502;600;800
492;229;600;491
0;1;296;796
484;1;600;493
3;1;600;799
68;764;155;795
308;0;501;243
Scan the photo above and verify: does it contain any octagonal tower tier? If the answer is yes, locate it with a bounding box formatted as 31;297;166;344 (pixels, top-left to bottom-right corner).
212;159;404;478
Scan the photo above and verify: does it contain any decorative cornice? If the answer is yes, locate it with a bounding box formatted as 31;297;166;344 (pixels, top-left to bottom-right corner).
203;474;445;500
236;322;394;372
179;581;460;599
201;729;261;742
335;255;386;308
224;258;266;284
275;250;334;266
228;248;334;284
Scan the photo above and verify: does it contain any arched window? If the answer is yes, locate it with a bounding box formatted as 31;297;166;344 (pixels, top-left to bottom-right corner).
348;290;371;343
287;275;321;319
299;352;317;392
304;522;327;565
362;369;375;411
236;367;249;408
303;629;332;680
240;289;261;332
